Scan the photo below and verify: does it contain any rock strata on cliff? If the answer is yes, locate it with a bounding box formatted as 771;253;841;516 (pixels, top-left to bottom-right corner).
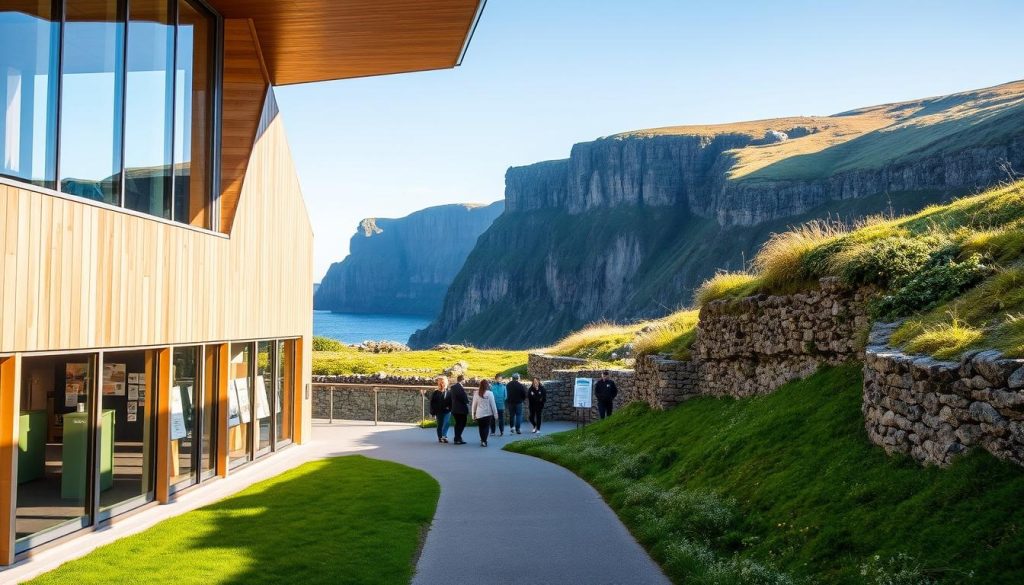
412;80;1024;349
315;201;503;318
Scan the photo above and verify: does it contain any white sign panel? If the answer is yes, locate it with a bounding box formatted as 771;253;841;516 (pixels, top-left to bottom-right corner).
573;378;593;408
234;378;252;423
227;382;241;428
169;386;189;440
254;375;271;420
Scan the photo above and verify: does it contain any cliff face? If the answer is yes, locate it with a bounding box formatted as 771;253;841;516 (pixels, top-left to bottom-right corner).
410;81;1024;349
314;201;504;316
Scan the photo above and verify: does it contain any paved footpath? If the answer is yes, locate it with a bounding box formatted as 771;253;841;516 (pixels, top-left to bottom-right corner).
314;421;670;585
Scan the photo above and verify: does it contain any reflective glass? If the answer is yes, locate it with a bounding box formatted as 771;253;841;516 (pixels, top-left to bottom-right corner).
228;343;252;467
275;340;294;445
59;0;125;205
0;2;58;187
124;0;174;218
255;341;273;456
173;0;214;227
171;346;200;487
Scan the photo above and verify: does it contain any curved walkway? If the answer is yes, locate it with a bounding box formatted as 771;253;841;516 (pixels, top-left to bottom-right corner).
314;421;670;585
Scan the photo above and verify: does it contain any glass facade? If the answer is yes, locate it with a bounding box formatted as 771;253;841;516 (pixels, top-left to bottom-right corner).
9;337;296;554
0;1;59;187
0;0;218;227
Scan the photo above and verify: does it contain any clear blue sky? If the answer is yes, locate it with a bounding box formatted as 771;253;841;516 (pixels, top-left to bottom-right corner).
274;0;1024;280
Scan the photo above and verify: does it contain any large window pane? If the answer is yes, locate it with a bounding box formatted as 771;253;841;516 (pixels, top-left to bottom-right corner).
255;341;273;457
16;354;95;550
228;343;252;467
171;346;200;488
123;0;174;218
98;349;155;518
275;340;294;446
174;0;213;227
59;0;125;205
0;2;58;187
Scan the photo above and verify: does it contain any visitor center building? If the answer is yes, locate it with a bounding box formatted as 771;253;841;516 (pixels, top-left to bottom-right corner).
0;0;484;562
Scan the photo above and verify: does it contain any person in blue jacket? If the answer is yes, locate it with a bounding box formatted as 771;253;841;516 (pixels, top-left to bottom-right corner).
489;373;508;436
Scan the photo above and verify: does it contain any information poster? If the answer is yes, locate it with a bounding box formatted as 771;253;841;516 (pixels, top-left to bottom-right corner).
234;378;252;423
103;363;127;396
573;377;593;408
127;401;138;422
254;375;271;419
128;385;140;401
65;363;88;407
169;386;188;440
227;382;241;428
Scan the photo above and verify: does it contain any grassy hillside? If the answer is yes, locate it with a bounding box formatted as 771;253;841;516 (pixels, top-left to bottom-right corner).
508;364;1024;584
544;308;699;365
312;342;528;378
619;79;1024;182
700;180;1024;359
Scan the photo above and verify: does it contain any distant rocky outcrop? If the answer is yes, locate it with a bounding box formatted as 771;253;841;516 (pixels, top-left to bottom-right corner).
411;80;1024;349
314;201;504;317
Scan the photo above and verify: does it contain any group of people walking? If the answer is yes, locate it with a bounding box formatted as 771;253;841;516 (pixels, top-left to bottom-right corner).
429;373;547;447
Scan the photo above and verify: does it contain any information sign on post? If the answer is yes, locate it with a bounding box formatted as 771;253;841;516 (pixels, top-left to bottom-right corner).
573;377;593;408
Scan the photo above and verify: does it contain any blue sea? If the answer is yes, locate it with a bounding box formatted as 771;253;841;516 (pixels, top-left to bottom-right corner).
313;311;433;345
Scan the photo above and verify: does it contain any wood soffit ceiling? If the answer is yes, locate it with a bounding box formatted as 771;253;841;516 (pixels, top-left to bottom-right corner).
205;0;486;86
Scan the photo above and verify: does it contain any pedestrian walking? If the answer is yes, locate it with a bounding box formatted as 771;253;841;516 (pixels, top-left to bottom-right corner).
428;376;451;443
447;374;471;444
490;374;508;436
506;373;527;434
528;377;547;433
472;380;500;447
595;370;618;419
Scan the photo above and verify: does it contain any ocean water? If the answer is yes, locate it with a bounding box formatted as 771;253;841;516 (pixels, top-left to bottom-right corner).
313;311;433;345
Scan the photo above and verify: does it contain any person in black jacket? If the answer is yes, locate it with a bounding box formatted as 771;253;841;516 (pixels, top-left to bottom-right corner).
428;376;451;443
527;377;547;433
446;374;471;444
506;373;527;434
594;370;618;419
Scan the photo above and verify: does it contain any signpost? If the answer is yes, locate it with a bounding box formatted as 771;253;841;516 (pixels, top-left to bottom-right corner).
573;377;593;429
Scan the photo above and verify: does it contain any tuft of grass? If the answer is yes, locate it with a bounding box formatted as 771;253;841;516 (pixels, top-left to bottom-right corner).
898;317;984;360
752;220;846;290
960;220;1024;264
507;364;1024;584
312;346;527;378
633;310;700;361
694;272;762;306
28;456;439;585
545;321;645;363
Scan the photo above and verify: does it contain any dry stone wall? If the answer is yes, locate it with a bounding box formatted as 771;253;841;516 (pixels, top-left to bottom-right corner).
545;368;636;420
634;354;699;409
311;374;485;423
527;353;589;381
694;277;870;396
863;322;1024;466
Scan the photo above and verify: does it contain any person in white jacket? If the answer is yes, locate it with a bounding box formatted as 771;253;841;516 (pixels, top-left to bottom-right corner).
472;380;500;447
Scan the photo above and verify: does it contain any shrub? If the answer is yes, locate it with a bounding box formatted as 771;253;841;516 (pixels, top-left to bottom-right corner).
873;253;992;320
829;234;937;288
312;335;345;352
752;220;845;290
694;272;762;306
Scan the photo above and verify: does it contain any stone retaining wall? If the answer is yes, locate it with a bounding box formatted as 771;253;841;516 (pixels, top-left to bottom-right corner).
311;374;484;423
527;353;589;380
634;354;699;409
863;322;1024;466
694;277;870;396
545;368;635;420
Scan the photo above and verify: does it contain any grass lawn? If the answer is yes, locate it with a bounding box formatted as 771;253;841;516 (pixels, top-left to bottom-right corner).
312;345;528;378
27;456;439;585
507;364;1024;584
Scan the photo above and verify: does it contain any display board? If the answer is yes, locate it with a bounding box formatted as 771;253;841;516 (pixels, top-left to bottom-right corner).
254;375;271;419
227;381;242;428
235;378;252;423
573;378;593;408
169;385;189;440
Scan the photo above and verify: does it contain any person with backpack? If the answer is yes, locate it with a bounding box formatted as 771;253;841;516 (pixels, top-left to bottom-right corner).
595;370;618;419
527;376;547;433
447;374;471;445
472;380;500;447
490;373;508;436
506;373;527;434
429;376;451;443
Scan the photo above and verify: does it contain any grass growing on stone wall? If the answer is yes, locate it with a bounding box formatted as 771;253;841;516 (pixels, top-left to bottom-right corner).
691;180;1024;359
28;456;438;585
545;309;701;364
507;363;1024;584
312;345;528;378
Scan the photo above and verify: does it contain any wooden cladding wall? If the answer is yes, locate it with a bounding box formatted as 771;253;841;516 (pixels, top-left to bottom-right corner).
0;91;313;356
220;19;270;234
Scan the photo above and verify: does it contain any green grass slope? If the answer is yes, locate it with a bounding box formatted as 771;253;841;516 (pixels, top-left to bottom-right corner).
508;364;1024;584
28;456;439;585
